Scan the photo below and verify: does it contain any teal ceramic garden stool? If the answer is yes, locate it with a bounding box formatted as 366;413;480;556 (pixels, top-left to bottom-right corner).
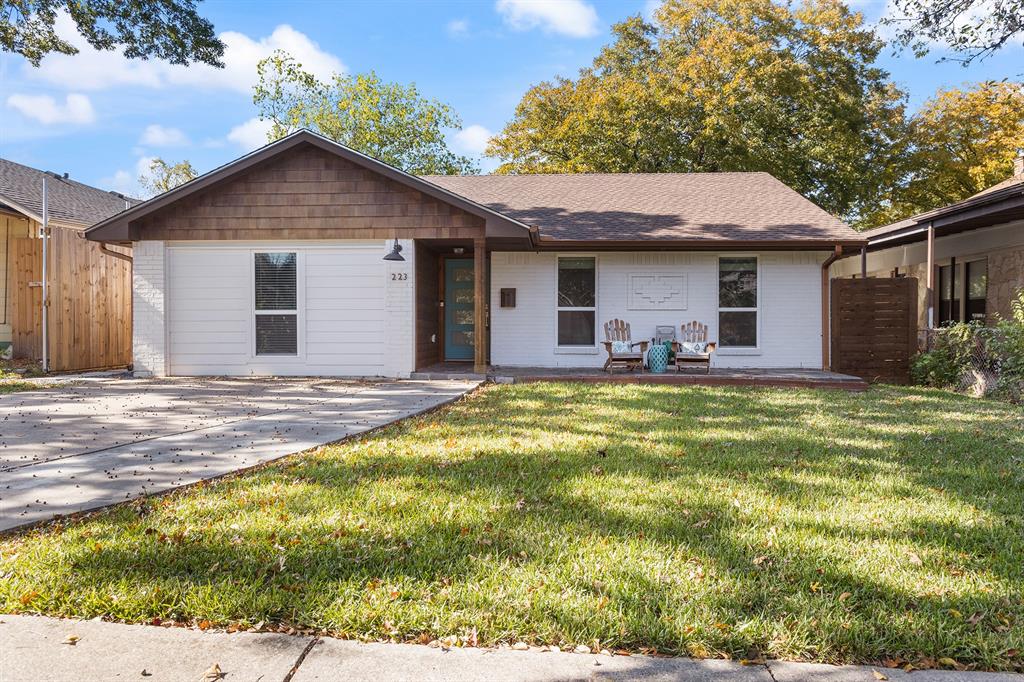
647;343;668;373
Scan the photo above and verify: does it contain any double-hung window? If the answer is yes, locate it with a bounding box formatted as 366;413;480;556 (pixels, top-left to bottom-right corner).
254;252;298;355
557;257;596;346
718;256;758;348
938;263;961;325
966;259;988;322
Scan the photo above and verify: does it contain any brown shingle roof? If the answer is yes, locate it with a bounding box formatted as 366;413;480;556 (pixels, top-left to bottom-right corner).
0;158;140;228
423;172;859;243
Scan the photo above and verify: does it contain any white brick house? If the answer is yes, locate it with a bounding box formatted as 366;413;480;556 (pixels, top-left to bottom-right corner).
86;131;865;378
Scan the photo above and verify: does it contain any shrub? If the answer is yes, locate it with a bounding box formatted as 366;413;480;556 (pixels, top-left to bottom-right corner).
912;289;1024;402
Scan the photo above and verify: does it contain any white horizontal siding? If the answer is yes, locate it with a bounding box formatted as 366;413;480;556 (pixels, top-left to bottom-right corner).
166;243;393;376
490;251;826;369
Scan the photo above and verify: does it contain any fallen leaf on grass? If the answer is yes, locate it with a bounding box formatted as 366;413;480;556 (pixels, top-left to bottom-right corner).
872;670;888;680
937;657;960;669
838;591;852;602
62;634;80;645
907;552;923;567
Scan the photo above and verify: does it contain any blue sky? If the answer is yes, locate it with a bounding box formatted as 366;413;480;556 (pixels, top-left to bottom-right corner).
0;0;1020;197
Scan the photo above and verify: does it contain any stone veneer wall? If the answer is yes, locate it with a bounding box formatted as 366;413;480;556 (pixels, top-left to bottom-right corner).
987;246;1024;322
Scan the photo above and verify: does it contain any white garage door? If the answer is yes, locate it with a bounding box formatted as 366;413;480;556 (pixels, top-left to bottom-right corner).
167;244;386;376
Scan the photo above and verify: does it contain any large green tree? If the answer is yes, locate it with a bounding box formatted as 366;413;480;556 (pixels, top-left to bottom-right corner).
253;52;477;175
0;0;224;67
487;0;910;221
863;81;1024;227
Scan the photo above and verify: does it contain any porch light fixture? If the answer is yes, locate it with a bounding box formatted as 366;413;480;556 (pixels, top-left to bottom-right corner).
453;247;465;255
383;238;404;262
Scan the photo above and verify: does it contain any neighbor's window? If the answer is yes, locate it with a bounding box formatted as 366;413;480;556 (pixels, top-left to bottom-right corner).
938;263;961;325
557;257;596;345
254;252;298;355
718;256;758;348
966;259;987;322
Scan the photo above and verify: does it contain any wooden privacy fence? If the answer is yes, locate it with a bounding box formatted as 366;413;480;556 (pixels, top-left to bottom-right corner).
11;227;131;371
831;277;918;384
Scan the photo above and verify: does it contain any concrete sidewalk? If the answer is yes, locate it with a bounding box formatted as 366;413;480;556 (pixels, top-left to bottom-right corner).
1;615;1019;682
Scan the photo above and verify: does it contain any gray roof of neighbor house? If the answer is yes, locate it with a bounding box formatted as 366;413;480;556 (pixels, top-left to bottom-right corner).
424;172;861;245
0;158;139;228
861;171;1024;248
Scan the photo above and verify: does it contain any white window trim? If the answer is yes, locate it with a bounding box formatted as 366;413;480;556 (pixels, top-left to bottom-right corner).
251;250;305;360
716;254;761;355
555;254;598;350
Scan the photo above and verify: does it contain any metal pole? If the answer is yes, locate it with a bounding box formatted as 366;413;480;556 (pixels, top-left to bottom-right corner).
41;176;49;372
925;222;935;329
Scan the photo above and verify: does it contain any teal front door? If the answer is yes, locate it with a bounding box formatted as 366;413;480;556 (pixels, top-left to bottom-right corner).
444;258;475;361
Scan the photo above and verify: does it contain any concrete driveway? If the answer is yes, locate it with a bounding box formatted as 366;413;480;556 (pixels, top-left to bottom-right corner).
0;377;479;532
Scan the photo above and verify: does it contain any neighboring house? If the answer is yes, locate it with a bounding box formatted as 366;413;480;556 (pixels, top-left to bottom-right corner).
833;155;1024;329
85;130;865;378
0;158;137;368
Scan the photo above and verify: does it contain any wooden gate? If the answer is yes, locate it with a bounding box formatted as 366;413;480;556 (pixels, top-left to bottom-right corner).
831;278;918;384
11;228;131;371
11;238;43;359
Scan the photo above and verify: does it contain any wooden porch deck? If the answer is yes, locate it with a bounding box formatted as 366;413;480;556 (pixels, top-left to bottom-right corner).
412;364;869;391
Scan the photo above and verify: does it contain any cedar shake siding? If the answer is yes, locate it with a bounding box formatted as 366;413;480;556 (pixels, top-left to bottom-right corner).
129;145;485;242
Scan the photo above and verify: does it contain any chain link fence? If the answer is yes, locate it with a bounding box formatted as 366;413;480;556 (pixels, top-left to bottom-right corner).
915;304;1024;402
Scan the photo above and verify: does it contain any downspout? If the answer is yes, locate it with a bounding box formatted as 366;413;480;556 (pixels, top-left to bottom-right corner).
98;242;133;373
99;243;132;262
821;245;844;371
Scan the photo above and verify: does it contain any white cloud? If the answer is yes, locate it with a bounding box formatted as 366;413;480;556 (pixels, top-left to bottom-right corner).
447;19;470;36
100;155;156;198
227;117;275;150
5;93;95;125
452;124;493;156
139;124;189;147
495;0;599;38
30;14;345;93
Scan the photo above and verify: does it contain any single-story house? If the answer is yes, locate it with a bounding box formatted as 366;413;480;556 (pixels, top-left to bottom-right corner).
833;155;1024;329
85;130;866;378
1;158;136;369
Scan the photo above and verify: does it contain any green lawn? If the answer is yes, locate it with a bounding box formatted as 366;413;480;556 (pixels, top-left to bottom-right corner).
0;360;39;394
1;383;1021;671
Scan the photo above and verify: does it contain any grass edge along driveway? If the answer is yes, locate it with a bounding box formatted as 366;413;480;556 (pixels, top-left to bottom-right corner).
1;383;1021;672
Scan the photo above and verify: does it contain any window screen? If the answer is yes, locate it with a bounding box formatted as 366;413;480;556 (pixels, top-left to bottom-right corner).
557;257;596;345
254;252;297;355
718;257;757;347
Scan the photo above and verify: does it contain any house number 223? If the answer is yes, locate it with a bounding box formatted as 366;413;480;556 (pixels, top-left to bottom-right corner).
391;272;408;281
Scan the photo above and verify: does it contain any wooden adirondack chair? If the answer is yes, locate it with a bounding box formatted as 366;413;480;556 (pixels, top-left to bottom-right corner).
602;319;649;373
672;321;716;374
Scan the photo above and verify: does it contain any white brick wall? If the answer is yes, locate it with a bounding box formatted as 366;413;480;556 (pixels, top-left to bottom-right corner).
132;240;167;377
490;251;826;369
384;239;415;377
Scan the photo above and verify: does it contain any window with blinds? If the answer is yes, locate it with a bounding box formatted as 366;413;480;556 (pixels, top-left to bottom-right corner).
254;252;297;355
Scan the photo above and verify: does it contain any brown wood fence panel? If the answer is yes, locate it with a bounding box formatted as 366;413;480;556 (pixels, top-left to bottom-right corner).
11;237;42;359
10;229;131;371
831;278;918;384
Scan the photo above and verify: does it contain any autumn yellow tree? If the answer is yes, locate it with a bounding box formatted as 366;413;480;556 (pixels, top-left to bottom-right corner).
138;158;197;197
863;81;1024;227
488;0;910;221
